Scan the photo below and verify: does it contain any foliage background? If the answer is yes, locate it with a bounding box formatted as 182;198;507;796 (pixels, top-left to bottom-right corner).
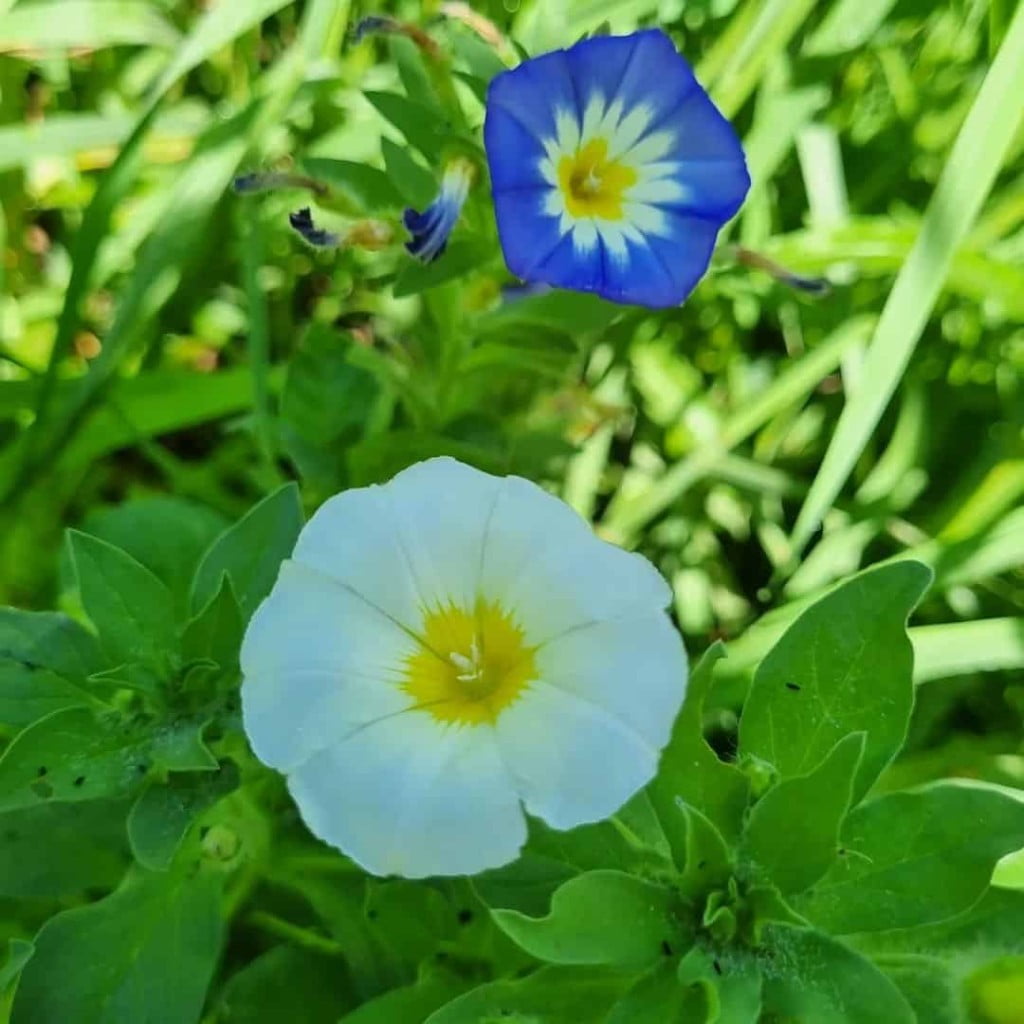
0;0;1022;1021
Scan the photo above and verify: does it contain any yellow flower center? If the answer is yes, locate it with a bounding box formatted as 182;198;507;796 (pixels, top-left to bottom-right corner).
403;599;537;725
558;137;638;221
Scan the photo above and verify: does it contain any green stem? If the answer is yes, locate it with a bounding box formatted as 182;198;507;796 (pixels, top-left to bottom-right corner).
246;911;346;957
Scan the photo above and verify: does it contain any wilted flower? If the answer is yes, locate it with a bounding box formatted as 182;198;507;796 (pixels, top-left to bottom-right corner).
241;457;687;878
484;29;750;308
403;158;474;262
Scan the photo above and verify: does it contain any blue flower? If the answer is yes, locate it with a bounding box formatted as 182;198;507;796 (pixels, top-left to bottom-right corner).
403;159;474;262
483;30;750;309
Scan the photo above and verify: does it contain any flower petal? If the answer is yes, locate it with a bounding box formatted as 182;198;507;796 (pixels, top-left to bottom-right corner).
535;613;687;749
486;187;567;288
241;561;415;772
601;212;722;308
288;713;526;877
486;49;580;146
480;475;672;644
494;680;660;830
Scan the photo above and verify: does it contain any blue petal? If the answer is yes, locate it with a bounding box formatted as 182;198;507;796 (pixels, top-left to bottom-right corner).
606;213;721;308
531;232;604;296
483;105;549;192
670;157;752;222
490;188;565;282
566;30;698;121
485;50;580;145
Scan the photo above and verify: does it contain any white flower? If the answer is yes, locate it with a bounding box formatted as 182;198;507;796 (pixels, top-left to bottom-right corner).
240;457;687;878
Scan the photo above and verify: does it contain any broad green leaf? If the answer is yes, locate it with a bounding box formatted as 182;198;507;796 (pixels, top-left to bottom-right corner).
606;960;695;1024
11;870;223;1024
0;940;33;994
674;947;763;1023
218;945;355;1023
0;609;102;726
525;813;658;877
475;289;622;336
874;956;960;1024
425;965;631;1024
381;137;436;209
965;956;1024;1024
79;498;228;619
0;707;151;812
339;973;467;1024
127;763;239;871
68;532;178;674
787;3;1024;558
190;483;303;621
180;575;243;680
0;707;213;813
649;643;749;852
364;92;446;161
759;926;915;1024
0;1;179;51
280;327;382;493
491;870;682;968
738;562;931;801
299;158;404;212
473;856;577;918
0;801;128;898
741;733;865;895
392;240;491;298
797;781;1024;934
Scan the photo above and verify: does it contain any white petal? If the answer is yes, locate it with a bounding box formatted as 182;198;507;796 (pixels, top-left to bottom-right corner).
495;680;660;830
535;613;687;748
580;92;607;141
622;201;669;236
241;561;414;772
480;476;672;645
607;103;653;160
624;129;675;166
292;483;421;628
383;457;505;612
628;175;689;205
288;713;526;878
571;219;599;252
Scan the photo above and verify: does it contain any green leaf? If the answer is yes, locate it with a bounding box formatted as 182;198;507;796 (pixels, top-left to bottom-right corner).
218;945;355;1023
911;617;1024;685
873;956;960;1024
425;966;631;1024
11;870;223;1024
180;575;243;680
0;1;180;51
392;240;491;298
649;643;749;852
738;561;931;802
0;707;213;813
677;802;733;901
190;483;303;621
787;3;1024;557
741;733;865;895
364;91;446;161
280;327;382;492
606;960;696;1024
127;763;239;871
0;940;33;995
759;926;915;1024
0;707;150;813
491;870;682;969
472;855;577;918
796;781;1024;934
79;498;228;619
68;531;179;674
0;801;128;899
381;137;437;208
674;947;763;1023
0;609;102;727
299;158;404;211
339;973;467;1024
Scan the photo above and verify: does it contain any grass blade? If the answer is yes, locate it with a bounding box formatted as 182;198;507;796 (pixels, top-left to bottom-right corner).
786;2;1024;564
